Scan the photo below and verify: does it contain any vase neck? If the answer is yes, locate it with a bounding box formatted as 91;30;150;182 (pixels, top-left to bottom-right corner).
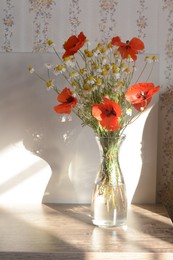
96;135;125;160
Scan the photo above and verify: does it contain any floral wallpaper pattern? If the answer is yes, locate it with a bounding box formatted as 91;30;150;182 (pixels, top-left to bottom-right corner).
29;0;55;52
98;0;118;43
162;0;173;86
158;88;173;201
136;0;148;39
69;0;81;35
0;0;172;201
157;1;173;202
1;0;14;52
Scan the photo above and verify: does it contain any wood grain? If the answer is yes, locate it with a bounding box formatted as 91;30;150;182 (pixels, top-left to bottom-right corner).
0;204;172;259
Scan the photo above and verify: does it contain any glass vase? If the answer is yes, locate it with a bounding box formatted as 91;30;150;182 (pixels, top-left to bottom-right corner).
91;135;127;227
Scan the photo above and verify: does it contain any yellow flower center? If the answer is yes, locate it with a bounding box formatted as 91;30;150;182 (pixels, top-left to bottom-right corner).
83;85;91;91
56;65;64;71
125;67;131;73
104;64;110;71
101;47;107;53
87;51;93;57
96;78;102;85
46;80;53;88
152;55;158;61
101;70;108;76
113;68;119;74
47;40;54;46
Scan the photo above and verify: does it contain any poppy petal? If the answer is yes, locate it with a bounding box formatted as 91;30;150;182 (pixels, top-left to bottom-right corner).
100;115;121;131
62;32;86;58
54;103;72;114
92;98;122;131
63;36;78;51
111;36;126;47
130;37;145;50
54;87;77;114
125;82;160;111
111;36;144;61
57;88;72;103
92;104;104;120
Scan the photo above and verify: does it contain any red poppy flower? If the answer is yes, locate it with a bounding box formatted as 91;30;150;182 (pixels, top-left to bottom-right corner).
54;87;78;114
62;32;86;59
125;82;160;111
111;36;144;61
92;98;122;131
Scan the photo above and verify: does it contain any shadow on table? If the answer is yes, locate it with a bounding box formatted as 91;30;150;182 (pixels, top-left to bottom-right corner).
0;206;85;260
44;203;93;226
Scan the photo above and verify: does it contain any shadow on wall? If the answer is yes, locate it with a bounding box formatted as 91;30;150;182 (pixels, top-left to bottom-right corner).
0;52;98;204
131;99;159;204
23;114;99;204
118;96;159;205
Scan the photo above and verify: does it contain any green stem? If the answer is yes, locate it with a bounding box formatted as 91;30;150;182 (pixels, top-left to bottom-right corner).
121;112;141;135
135;62;148;83
53;47;63;62
146;62;155;82
34;71;47;83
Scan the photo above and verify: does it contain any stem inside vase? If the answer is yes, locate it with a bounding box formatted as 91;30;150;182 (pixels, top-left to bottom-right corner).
91;135;127;227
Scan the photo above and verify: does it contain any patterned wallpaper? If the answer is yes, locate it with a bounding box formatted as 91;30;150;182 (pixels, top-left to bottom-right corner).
158;0;173;204
0;0;172;202
1;0;14;52
0;0;158;52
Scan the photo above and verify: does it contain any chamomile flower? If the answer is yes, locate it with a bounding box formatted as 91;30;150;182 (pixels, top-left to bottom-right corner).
101;56;107;65
87;76;96;84
145;55;152;63
120;62;127;71
83;84;92;92
45;63;53;69
80;68;87;75
54;65;66;75
93;48;101;57
95;65;102;73
64;57;75;67
46;79;54;90
126;54;133;62
104;64;111;71
86;51;93;58
126;108;132;116
101;70;108;77
70;71;79;78
47;40;55;47
152;55;158;62
96;78;102;86
28;66;35;74
125;67;131;74
112;68;120;79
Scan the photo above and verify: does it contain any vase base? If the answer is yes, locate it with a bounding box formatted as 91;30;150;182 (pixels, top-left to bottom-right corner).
92;218;127;228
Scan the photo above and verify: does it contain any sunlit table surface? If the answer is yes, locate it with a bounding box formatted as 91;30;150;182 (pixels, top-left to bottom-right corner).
0;203;172;260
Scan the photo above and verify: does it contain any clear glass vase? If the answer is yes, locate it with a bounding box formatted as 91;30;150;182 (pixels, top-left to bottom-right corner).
91;135;127;227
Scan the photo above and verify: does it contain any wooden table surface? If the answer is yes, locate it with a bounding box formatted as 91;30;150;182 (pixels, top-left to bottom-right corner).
0;203;172;260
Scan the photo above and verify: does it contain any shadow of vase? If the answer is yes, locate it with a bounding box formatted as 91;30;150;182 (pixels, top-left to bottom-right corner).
23;114;96;204
131;100;159;204
119;97;159;205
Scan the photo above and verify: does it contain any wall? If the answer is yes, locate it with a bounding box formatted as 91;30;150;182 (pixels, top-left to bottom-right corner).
0;0;171;204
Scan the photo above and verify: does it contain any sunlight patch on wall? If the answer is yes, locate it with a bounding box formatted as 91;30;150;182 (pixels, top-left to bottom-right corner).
0;141;51;204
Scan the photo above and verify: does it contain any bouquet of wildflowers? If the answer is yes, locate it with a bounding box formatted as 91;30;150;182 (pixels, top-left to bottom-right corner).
29;32;160;138
29;33;160;218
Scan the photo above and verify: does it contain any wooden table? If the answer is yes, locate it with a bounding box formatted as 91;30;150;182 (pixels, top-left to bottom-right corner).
0;204;172;259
